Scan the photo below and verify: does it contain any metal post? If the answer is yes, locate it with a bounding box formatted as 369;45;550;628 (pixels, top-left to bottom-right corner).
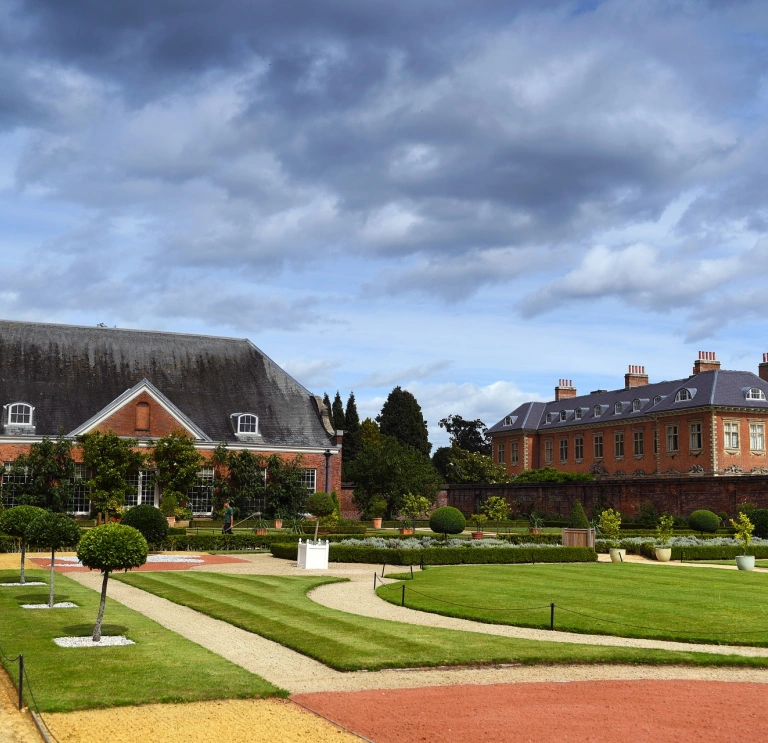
18;654;23;710
381;563;386;578
373;573;377;590
531;551;535;566
401;584;405;607
410;563;414;580
550;603;555;631
323;449;332;492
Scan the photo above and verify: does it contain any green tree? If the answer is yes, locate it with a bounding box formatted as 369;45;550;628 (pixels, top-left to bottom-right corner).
348;436;441;518
342;392;362;479
7;432;76;512
431;446;452;479
443;445;511;484
399;492;431;528
438;415;491;455
25;512;81;607
377;386;431;455
568;500;590;529
78;430;145;518
306;491;335;542
77;524;148;641
514;467;593;483
264;454;308;518
0;506;47;584
360;418;380;448
150;430;203;508
322;392;333;422
212;445;267;518
331;391;346;431
481;496;510;532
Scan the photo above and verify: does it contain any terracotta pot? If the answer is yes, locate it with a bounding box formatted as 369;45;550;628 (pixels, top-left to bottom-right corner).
166;516;176;527
274;519;283;529
471;531;484;540
528;528;542;535
399;527;414;535
372;518;383;529
254;528;268;535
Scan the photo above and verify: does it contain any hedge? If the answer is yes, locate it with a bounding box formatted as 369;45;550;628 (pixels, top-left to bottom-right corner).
495;533;561;545
269;542;597;565
301;523;368;535
638;543;768;561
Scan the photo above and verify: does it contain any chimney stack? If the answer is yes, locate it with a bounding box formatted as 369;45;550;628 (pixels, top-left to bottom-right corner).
760;353;768;383
625;364;649;389
555;379;577;401
692;351;720;375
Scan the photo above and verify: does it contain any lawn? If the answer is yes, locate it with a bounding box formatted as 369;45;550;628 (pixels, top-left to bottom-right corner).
0;569;284;712
377;563;768;646
117;571;768;671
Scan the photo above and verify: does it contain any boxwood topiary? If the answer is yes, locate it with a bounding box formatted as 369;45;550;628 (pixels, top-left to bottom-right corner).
429;506;466;538
120;504;169;545
687;509;720;534
750;509;768;539
568;500;590;529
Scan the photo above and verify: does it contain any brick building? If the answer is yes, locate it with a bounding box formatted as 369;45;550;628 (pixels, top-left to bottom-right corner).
0;320;341;514
488;352;768;480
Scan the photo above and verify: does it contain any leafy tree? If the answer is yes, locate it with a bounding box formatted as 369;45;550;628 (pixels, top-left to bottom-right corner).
342;392;362;479
514;467;593;483
306;491;335;542
599;508;622;548
120;504;169;545
438;415;491;455
212;445;267;518
0;506;47;584
348;436;441;518
25;512;81;607
377;387;431;456
431;446;453;479
399;492;431;528
481;496;510;532
150;430;203;508
6;432;75;512
264;454;309;518
77;524;148;641
568;500;590;529
331;391;346;431
78;430;145;519
443;445;511;484
360;418;380;448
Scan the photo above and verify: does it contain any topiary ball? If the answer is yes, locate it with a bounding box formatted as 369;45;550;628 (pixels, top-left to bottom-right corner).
77;524;148;573
750;509;768;539
306;491;336;518
429;506;466;536
120;504;169;545
687;509;720;534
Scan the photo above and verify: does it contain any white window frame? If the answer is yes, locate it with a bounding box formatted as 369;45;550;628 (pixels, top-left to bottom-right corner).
653;395;662;405
593;433;603;459
594;405;603;417
7;403;33;426
574;408;582;420
724;421;740;450
666;425;679;452
689;422;703;451
544;439;554;464
497;442;506;465
301;468;317;494
237;413;259;434
675;389;692;402
614;402;623;415
746;388;766;401
632;399;641;412
560;410;567;421
750;423;765;452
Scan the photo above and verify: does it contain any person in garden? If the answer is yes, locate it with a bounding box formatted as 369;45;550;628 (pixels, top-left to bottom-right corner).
222;500;234;534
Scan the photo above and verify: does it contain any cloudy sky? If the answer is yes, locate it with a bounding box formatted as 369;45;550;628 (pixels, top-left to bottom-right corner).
2;0;767;447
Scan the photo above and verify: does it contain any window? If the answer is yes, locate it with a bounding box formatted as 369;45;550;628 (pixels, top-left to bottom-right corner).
559;438;568;463
237;414;259;434
724;421;740;450
544;440;554;464
750;424;765;451
497;443;506;465
8;403;32;425
614;431;624;458
666;425;679;452
689;422;703;451
654;428;659;454
594;405;603;417
632;399;641;412
675;389;692;402
187;467;215;514
593;434;603;459
653;395;662;405
135;402;150;431
545;413;553;424
504;416;516;426
574;408;582;420
1;462;27;508
746;388;766;401
511;441;519;466
614;402;623;414
633;431;644;457
574;436;584;461
69;464;91;514
126;470;155;507
301;468;317;494
560;410;567;421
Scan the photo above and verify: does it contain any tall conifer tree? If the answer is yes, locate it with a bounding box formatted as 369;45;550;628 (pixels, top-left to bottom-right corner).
331;391;346;431
342;392;362;478
377;386;431;455
322;392;333;423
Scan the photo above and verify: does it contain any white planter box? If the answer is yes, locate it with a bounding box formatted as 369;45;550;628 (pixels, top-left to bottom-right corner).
297;539;329;570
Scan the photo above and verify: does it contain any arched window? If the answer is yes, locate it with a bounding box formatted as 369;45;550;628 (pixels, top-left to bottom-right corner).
632;399;641;412
675;389;692;402
614;402;623;414
653;395;662;405
545;413;553;423
594;405;603;417
135;402;150;431
237;414;259;434
560;410;567;421
746;388;766;401
8;403;32;425
574;408;582;420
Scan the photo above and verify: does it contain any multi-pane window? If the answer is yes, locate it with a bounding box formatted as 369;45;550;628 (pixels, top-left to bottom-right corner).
724;421;740;450
544;440;554;464
559;439;568;463
746;388;766;400
237;414;258;434
126;470;155;507
574;408;582;420
8;403;32;425
497;443;506;465
593;434;603;459
633;431;644;457
70;464;91;514
675;389;692;402
187;467;215;515
301;468;317;494
614;431;624;458
574;436;584;461
689;423;703;451
560;410;567;421
614;402;623;415
511;441;519;466
594;405;603;417
654;428;659;455
632;399;641;412
666;425;679;452
750;424;765;451
1;462;28;507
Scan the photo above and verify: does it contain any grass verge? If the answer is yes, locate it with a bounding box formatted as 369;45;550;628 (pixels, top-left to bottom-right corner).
117;571;768;671
0;569;284;712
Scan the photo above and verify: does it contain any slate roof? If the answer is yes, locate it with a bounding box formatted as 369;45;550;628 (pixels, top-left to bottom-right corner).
488;370;768;434
0;320;334;448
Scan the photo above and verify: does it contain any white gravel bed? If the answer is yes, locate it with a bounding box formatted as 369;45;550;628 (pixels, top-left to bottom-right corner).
54;636;135;648
21;602;78;609
49;554;205;567
1;582;45;586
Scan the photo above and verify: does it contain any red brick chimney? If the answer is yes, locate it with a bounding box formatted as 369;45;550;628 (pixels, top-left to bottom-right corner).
692;351;720;375
625;365;649;389
554;379;576;401
759;353;768;383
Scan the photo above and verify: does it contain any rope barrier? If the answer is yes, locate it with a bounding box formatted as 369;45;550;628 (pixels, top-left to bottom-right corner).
22;665;61;743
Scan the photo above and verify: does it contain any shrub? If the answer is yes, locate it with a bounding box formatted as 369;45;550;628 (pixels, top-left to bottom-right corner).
749;509;768;539
25;512;82;607
717;511;729;524
598;508;622;547
568;500;590;529
121;504;169;545
160;494;178;518
429;507;466;537
688;510;720;534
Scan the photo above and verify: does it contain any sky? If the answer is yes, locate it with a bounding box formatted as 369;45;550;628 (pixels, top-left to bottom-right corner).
1;0;768;449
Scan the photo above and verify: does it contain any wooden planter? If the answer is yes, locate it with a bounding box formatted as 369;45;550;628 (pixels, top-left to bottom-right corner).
561;528;596;548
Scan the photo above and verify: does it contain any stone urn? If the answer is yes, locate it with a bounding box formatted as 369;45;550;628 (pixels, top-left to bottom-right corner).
655;547;672;562
736;555;755;571
609;548;626;563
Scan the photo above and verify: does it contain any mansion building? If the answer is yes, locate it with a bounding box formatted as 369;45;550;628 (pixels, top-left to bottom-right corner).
0;320;341;514
488;352;768;480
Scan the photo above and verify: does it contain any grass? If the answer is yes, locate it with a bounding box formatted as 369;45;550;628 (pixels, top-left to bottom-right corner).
0;569;284;712
378;563;768;646
698;560;768;568
116;571;768;671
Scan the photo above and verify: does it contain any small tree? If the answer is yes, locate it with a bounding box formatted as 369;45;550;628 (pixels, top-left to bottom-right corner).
429;506;466;540
399;492;431;529
306;492;335;542
25;512;81;607
655;514;674;546
470;513;488;533
731;512;755;556
481;495;510;533
0;506;47;584
568;500;590;529
150;430;203;509
599;508;622;548
77;524;148;641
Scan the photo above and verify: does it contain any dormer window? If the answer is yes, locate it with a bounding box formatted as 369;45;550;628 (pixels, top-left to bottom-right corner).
574;408;582;419
560;410;567;421
675;388;693;402
614;402;623;414
746;388;766;401
632;399;641;412
594;405;603;417
8;403;32;425
545;413;553;423
504;415;517;426
653;395;662;405
236;414;259;434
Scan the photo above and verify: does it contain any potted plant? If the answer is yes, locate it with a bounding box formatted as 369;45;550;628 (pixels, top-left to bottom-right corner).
369;498;387;529
731;512;755;571
528;512;544;534
482;495;510;534
599;508;624;562
654;514;674;562
470;513;488;539
399;492;430;535
253;514;269;536
273;508;286;530
160;493;178;527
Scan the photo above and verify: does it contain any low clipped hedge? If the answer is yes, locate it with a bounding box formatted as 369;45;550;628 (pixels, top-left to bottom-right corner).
301;522;368;535
495;533;561;545
638;543;768;561
270;542;596;565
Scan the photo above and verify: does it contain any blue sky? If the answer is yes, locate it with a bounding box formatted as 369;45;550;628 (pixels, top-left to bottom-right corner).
1;0;768;448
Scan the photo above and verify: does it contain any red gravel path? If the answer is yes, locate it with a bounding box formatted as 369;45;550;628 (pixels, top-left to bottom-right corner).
293;680;767;743
27;554;247;572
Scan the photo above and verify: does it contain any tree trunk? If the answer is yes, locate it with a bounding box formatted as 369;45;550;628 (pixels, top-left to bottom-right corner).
92;571;110;642
314;518;320;543
19;540;26;585
49;549;56;607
